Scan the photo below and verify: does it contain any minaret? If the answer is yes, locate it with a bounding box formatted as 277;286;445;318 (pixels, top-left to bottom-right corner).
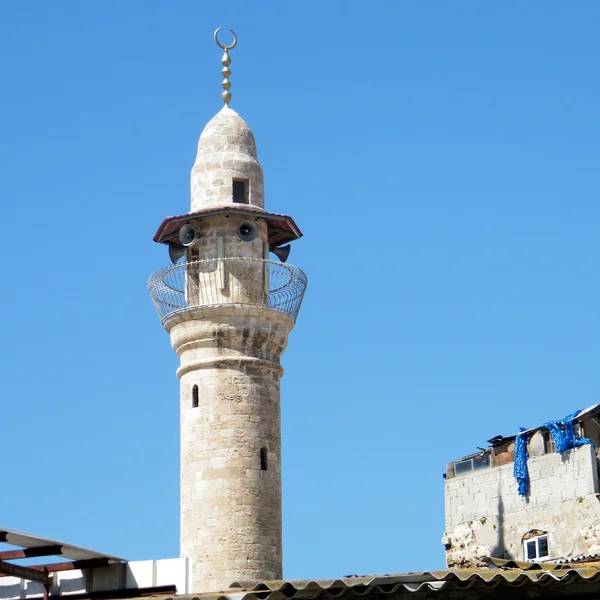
148;30;307;593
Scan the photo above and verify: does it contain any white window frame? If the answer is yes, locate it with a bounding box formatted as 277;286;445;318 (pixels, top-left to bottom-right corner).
453;453;491;476
523;534;549;561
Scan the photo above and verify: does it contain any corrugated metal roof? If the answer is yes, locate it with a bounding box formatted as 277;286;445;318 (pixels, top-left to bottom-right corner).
486;403;600;447
483;555;600;570
133;558;600;600
553;554;600;564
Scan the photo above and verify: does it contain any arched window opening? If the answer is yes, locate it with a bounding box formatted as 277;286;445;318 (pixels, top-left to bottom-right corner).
192;385;199;408
260;447;268;471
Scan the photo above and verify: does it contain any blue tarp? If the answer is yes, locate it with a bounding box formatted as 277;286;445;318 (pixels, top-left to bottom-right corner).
513;429;530;496
513;409;594;496
544;409;594;454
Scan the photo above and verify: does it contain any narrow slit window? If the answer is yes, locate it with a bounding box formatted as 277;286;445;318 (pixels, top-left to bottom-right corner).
192;385;199;408
260;447;268;471
232;179;249;204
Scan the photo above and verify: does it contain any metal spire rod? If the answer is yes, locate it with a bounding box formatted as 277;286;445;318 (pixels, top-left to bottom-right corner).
214;28;238;106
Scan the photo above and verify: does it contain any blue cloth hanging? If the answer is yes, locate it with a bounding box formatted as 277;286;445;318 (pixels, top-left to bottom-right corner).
513;429;530;496
544;409;594;454
513;409;595;496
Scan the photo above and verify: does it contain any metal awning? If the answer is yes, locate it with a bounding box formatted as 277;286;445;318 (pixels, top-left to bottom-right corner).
0;526;124;597
0;526;124;562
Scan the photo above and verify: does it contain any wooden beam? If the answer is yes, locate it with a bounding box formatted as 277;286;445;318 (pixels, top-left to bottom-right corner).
48;584;177;600
268;226;291;236
0;545;62;561
41;558;110;573
0;561;49;585
0;558;112;579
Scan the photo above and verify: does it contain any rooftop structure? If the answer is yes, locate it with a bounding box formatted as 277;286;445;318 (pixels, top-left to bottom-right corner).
5;553;600;600
444;404;600;568
0;527;186;600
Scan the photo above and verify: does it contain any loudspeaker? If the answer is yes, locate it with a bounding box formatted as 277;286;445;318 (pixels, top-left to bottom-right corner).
178;224;197;246
237;221;258;242
271;245;291;263
168;245;186;264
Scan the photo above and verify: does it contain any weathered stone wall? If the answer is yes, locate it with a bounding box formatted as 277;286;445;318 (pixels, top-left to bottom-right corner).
167;306;293;593
188;214;267;262
444;444;600;566
191;106;264;211
163;102;301;593
184;214;269;306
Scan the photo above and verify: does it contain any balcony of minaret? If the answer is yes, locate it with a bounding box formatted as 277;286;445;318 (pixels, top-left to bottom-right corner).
149;255;306;324
149;207;306;326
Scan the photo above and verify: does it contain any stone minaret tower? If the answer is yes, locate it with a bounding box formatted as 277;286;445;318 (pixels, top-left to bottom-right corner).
148;30;307;593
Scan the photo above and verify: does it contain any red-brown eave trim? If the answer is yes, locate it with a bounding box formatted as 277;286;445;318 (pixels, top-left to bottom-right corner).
153;206;303;248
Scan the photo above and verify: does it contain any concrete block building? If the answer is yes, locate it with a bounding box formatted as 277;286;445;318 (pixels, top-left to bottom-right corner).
444;404;600;567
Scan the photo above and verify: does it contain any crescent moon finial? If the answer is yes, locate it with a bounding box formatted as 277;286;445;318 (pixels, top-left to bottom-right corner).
214;27;238;51
213;28;238;105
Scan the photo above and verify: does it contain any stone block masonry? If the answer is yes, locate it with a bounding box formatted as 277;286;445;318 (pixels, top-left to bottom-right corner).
444;444;600;567
151;94;306;593
191;106;264;211
168;305;294;593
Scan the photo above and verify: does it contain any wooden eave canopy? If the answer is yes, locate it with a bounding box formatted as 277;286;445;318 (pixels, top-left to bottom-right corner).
153;206;303;249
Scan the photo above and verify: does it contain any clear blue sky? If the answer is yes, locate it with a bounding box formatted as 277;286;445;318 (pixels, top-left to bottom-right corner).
1;0;599;580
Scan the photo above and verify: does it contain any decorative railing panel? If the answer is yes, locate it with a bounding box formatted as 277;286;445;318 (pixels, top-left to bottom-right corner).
148;258;307;323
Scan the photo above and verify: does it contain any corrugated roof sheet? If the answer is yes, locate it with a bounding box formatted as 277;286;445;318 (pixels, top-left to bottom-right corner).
134;558;600;600
486;403;600;447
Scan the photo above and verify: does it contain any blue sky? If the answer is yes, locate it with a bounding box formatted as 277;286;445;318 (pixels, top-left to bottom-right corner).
1;0;599;580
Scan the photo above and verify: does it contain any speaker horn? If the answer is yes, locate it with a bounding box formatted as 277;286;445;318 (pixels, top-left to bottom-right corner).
168;245;186;264
271;245;291;263
178;224;197;247
237;221;258;242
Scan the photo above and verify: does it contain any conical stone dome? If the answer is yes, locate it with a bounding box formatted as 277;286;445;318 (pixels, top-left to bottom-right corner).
190;106;264;211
